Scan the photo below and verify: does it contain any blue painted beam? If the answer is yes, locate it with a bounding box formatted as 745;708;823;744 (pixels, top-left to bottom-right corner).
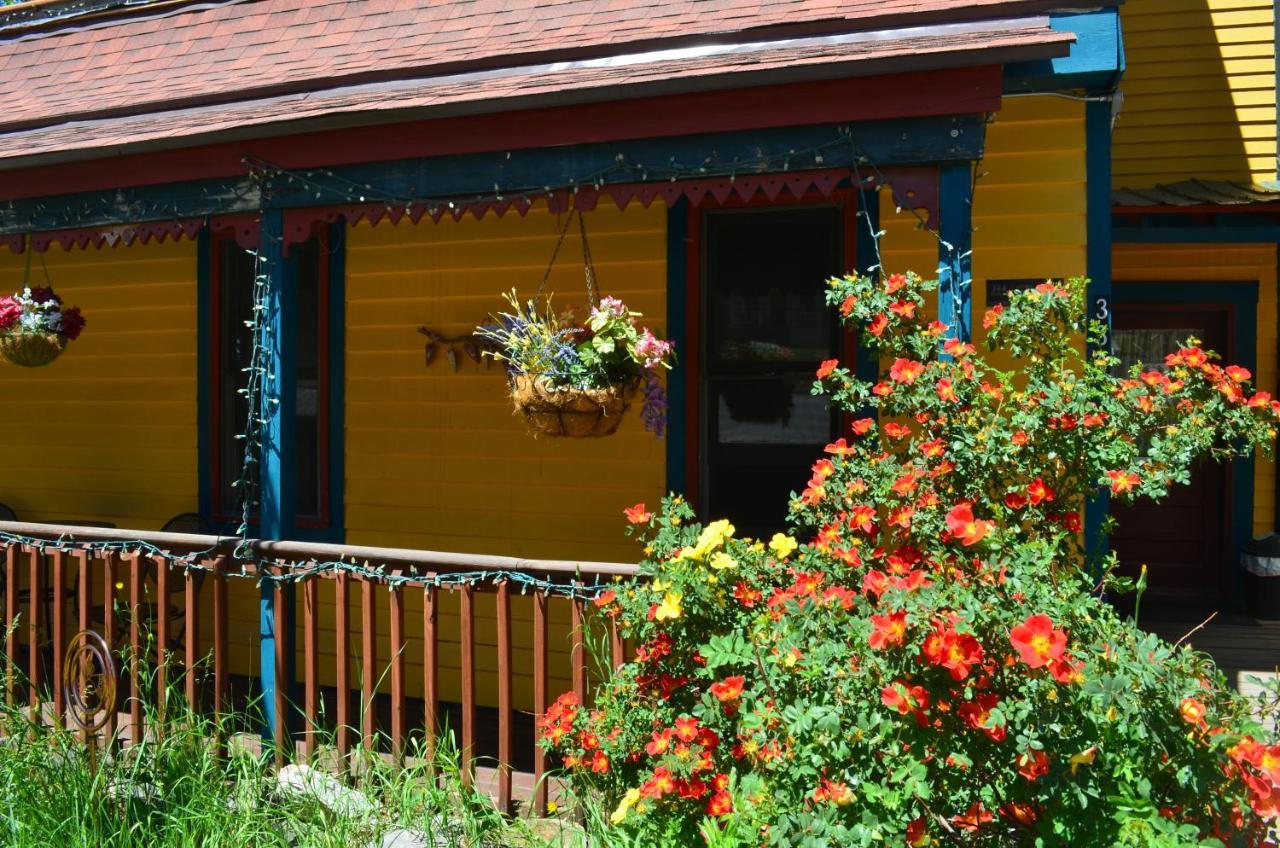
0;115;986;236
1004;7;1124;93
1083;98;1114;568
257;208;296;745
936;162;973;342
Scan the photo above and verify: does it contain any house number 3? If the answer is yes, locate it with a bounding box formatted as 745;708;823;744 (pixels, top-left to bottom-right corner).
1094;296;1111;350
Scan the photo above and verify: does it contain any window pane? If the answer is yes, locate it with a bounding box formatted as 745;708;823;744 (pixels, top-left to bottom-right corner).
710;376;832;445
1112;328;1201;374
704;208;840;371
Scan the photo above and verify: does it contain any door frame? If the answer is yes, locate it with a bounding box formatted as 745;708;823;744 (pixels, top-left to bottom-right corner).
674;191;866;513
1112;281;1258;608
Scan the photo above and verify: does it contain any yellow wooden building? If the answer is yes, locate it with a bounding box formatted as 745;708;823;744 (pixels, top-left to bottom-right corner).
0;0;1273;778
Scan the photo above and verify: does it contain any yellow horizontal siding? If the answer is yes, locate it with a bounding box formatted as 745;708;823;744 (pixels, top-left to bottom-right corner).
879;95;1087;359
342;203;667;709
0;241;198;527
1113;244;1277;535
1114;0;1276;186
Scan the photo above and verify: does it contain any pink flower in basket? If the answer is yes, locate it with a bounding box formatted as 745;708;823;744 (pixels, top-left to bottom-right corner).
0;296;19;332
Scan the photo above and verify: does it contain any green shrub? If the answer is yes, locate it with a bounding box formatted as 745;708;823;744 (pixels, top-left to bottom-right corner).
545;274;1280;846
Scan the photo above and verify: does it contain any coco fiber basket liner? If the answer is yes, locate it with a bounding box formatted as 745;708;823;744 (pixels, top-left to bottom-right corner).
0;332;66;367
510;374;636;438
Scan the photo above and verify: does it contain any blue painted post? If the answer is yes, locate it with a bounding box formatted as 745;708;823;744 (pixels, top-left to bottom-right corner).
855;187;883;389
937;163;973;342
1084;98;1114;565
257;208;297;746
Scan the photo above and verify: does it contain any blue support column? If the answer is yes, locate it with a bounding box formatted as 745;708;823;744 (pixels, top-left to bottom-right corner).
937;163;974;342
1084;98;1114;565
855;187;883;389
257;208;297;743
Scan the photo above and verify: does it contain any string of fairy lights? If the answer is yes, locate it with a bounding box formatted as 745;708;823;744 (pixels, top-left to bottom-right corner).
0;124;971;596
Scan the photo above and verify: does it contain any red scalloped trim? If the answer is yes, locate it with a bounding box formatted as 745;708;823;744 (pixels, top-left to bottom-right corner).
279;166;939;246
27;219;206;252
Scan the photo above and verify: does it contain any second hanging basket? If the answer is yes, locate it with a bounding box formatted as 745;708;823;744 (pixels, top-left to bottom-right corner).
0;331;66;367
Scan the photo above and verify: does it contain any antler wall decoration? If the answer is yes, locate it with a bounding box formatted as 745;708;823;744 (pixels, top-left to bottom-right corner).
417;326;497;372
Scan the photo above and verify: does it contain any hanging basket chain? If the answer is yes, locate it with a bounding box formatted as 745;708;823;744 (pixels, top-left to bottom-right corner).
578;209;599;308
534;206;600;308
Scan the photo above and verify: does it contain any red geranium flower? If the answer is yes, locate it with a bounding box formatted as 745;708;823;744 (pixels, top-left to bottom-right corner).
1009;613;1067;669
816;358;840;379
868;609;907;650
623;503;652;524
889;358;925;384
1027;477;1054;505
867;313;889;337
1107;469;1140;494
1017;749;1049;781
706;790;733;817
710;676;745;703
946;503;993;546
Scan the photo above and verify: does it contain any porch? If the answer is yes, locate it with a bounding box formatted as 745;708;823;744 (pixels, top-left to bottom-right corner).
0;520;634;813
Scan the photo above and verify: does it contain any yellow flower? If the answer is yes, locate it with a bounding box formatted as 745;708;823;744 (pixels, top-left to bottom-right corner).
678;518;736;561
654;592;683;621
1069;746;1098;775
610;788;642;824
769;533;798;560
546;801;558;814
709;551;737;571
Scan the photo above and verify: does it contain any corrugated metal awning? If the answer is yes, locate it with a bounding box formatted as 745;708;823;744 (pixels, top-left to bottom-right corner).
1113;179;1280;209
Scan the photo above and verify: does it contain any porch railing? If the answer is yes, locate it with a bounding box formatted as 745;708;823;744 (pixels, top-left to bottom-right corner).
0;521;637;813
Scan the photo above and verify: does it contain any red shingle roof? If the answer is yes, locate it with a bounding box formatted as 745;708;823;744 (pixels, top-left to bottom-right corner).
0;19;1071;164
0;0;1088;164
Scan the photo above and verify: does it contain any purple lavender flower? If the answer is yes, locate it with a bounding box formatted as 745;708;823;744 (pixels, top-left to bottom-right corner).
641;372;668;439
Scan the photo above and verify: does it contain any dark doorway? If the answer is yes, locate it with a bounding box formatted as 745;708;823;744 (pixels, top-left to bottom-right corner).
699;206;844;536
1109;303;1233;611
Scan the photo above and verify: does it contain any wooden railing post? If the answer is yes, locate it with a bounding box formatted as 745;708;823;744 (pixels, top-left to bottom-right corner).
335;570;350;767
28;546;43;722
533;589;549;815
303;571;319;760
4;543;16;708
389;574;405;764
459;583;475;786
51;549;66;729
422;579;438;768
496;580;513;813
360;575;376;752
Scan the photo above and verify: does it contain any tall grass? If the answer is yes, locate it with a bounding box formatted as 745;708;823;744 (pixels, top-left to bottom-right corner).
0;681;569;847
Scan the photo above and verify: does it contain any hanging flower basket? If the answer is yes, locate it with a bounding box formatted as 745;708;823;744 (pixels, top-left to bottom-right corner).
0;284;85;368
511;375;638;438
474;210;676;439
0;331;66;367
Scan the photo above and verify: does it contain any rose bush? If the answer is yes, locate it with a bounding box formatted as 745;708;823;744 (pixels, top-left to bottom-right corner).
543;271;1280;847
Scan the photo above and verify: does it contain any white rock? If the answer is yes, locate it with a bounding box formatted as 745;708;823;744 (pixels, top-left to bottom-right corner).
368;828;437;848
276;763;379;818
